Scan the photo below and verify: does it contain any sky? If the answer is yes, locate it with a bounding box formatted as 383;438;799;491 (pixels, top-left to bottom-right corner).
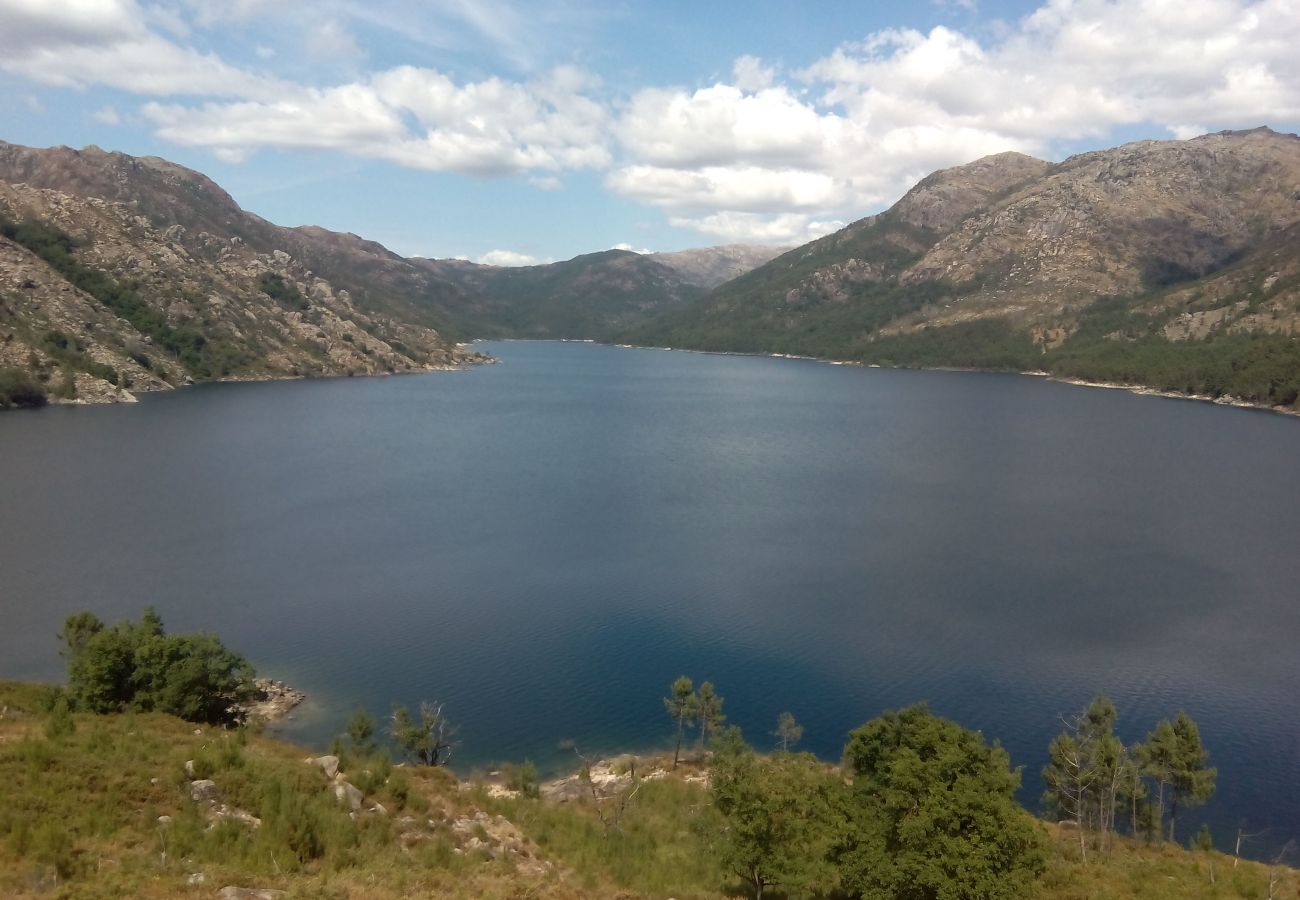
1;1;1298;265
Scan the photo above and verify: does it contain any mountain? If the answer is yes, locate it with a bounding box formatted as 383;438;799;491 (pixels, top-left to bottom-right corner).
650;244;789;289
414;249;704;340
631;128;1300;409
0;141;490;405
0;140;769;405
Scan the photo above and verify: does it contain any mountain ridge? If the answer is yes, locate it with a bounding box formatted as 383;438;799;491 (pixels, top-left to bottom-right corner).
630;127;1300;410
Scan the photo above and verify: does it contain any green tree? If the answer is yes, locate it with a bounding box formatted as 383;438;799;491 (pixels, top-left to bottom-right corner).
1142;712;1216;843
772;711;804;752
57;612;104;662
1042;693;1128;859
709;727;837;899
390;701;456;766
346;708;377;754
664;676;699;769
697;680;725;748
836;704;1047;900
60;609;255;725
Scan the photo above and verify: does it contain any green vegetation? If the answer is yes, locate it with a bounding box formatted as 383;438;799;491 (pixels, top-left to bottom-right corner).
0;367;47;408
37;328;120;387
390;700;457;766
1046;331;1300;407
0;618;1290;898
709;729;836;898
59;609;256;725
837;704;1048;900
259;272;308;310
0;674;1294;899
1;215;249;379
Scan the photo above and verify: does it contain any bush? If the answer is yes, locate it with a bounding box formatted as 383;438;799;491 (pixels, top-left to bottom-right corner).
0;367;47;408
836;704;1048;900
60;608;256;725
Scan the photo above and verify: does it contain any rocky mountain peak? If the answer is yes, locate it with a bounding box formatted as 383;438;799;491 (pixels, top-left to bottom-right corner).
891;150;1051;233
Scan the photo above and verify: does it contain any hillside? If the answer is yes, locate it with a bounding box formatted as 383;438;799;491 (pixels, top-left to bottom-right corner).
650;244;790;289
0;142;485;406
1;680;1294;899
0;141;780;405
416;249;704;340
631;129;1300;410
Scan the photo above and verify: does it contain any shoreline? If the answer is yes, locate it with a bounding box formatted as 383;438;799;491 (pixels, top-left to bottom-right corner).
31;350;493;409
547;339;1300;420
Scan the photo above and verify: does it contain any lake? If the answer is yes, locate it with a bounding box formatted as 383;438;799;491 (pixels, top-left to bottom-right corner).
2;340;1298;853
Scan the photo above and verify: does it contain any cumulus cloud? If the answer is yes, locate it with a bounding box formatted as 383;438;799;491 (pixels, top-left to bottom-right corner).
0;0;280;98
605;0;1300;242
92;105;121;125
478;249;545;266
667;212;844;245
1;0;1298;246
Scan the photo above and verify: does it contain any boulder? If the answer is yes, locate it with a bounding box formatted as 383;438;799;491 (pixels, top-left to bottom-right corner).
190;780;220;803
306;755;339;779
333;779;363;812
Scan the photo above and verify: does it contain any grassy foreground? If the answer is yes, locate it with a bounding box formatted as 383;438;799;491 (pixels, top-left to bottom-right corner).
0;681;1294;899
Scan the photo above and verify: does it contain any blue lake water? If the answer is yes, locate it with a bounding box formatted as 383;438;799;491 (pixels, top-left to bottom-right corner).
2;340;1298;853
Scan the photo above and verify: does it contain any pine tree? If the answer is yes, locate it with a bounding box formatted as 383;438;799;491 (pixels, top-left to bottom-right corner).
663;676;698;769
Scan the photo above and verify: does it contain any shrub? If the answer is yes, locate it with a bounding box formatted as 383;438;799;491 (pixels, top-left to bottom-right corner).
60;608;256;725
0;367;48;408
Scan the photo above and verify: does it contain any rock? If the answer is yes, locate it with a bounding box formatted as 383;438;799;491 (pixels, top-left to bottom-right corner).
369;802;387;816
217;888;286;900
184;759;196;778
186;873;205;885
157;815;172;825
236;679;305;724
190;780;220;803
306;754;339;779
209;805;261;829
333;779;363;812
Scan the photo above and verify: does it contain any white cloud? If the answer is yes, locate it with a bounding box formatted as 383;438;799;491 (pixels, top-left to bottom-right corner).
1;0;1298;248
667;212;844;245
478;249;545;266
92;105;121;125
142;65;611;175
732;55;775;92
0;0;280;98
607;164;839;213
606;0;1300;242
307;21;365;63
611;242;652;253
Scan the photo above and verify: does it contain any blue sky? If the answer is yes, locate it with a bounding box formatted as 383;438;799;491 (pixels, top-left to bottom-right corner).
2;0;1298;264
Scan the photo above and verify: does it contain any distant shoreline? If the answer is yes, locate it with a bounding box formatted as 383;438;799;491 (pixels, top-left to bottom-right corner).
524;339;1300;420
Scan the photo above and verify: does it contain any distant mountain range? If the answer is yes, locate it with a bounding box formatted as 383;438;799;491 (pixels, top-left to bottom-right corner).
1;129;1298;409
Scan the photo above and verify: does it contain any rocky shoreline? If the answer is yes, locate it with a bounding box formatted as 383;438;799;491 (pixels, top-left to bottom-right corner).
235;678;305;725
